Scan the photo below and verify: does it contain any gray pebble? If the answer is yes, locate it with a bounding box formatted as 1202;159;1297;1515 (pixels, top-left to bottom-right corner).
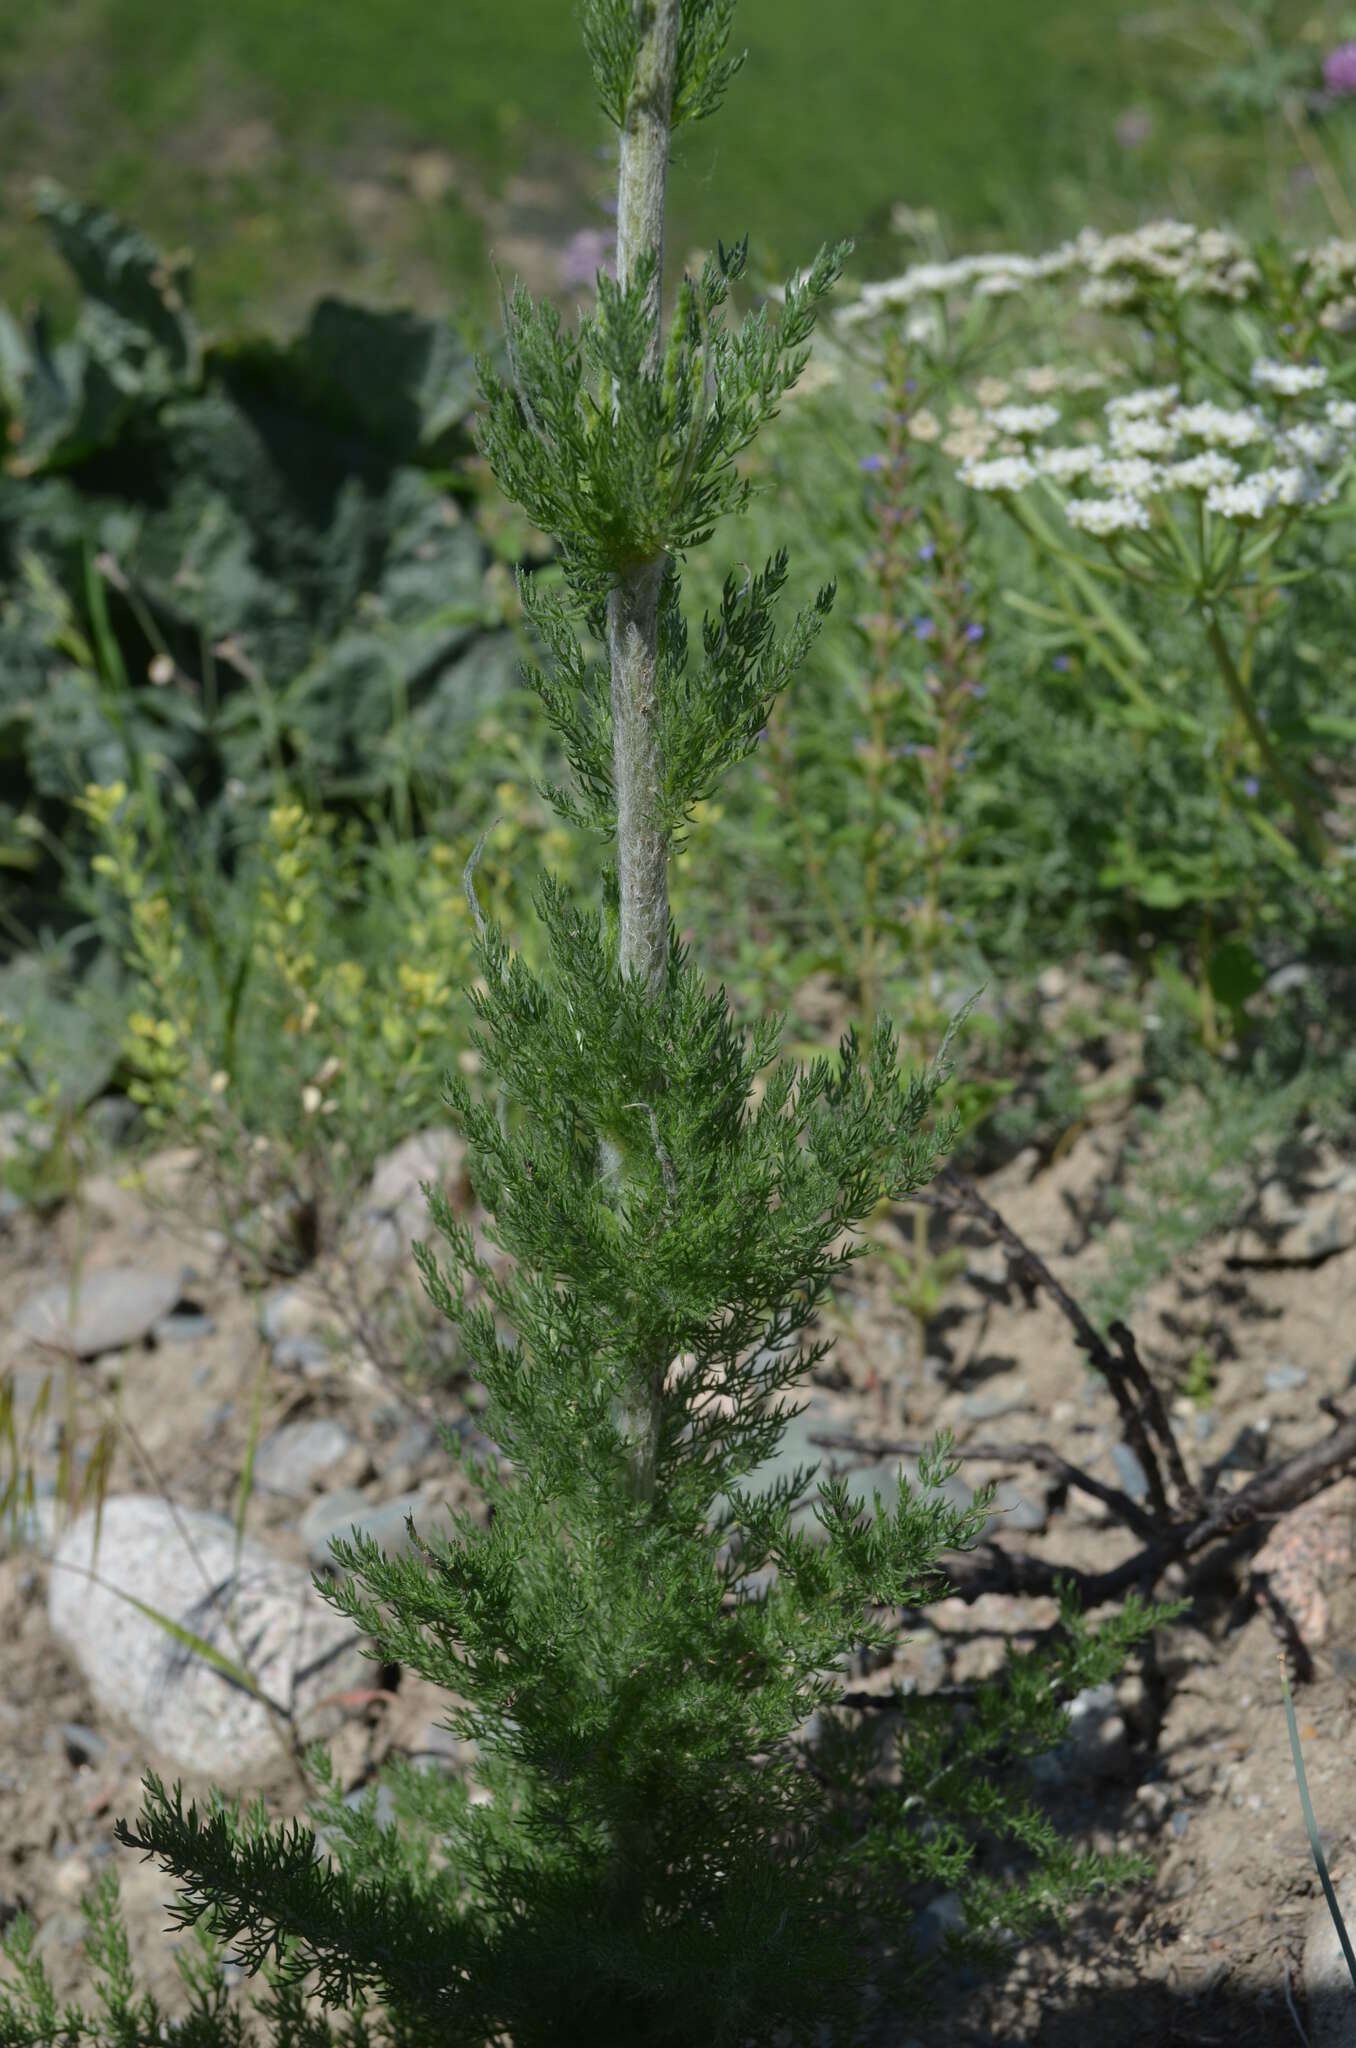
301;1487;458;1572
1109;1441;1149;1502
252;1418;356;1499
960;1386;1029;1422
1264;1364;1309;1394
14;1267;185;1358
312;1780;400;1864
272;1334;334;1375
984;1480;1048;1536
151;1308;216;1344
57;1723;108;1767
30;1911;89;1958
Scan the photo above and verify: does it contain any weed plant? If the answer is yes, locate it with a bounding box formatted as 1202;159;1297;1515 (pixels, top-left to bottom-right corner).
0;6;1175;2045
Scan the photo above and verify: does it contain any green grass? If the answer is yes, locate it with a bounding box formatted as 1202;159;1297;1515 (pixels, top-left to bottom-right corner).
0;0;1226;338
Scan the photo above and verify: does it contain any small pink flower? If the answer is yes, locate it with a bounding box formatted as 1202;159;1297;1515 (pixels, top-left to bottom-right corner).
1324;41;1356;95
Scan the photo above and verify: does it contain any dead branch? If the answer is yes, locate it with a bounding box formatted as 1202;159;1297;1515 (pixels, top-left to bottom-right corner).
817;1175;1356;1623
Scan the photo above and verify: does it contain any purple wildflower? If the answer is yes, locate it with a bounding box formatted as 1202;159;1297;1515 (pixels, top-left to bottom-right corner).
1052;654;1072;672
913;616;936;640
558;227;617;290
917;541;936;562
964;623;985;642
1324;42;1356;95
1241;775;1261;798
860;452;887;473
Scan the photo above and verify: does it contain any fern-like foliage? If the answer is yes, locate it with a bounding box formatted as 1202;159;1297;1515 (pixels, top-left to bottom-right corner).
0;3;1180;2044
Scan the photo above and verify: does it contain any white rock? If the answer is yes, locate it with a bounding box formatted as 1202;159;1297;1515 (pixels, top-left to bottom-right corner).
48;1495;368;1781
343;1128;470;1280
14;1267;185;1357
1302;1872;1356;2046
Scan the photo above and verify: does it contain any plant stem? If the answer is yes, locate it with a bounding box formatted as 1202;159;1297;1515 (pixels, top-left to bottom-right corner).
604;0;681;1511
1199;603;1328;867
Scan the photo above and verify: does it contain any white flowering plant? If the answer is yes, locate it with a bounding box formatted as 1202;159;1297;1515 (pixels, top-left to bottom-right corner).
826;218;1356;1046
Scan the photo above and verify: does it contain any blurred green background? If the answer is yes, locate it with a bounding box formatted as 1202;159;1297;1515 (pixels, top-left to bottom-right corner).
5;0;1352;337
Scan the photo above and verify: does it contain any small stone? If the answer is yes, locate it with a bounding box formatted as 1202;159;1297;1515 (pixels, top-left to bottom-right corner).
1259;1180;1306;1230
344;1129;471;1284
150;1308;216;1344
1301;1199;1356;1261
1031;1682;1129;1787
964;1246;1010;1292
52;1854;94;1902
912;1889;965;1958
384;1419;443;1472
985;1480;1048;1536
13;1267;185;1358
252;1418;356;1499
1265;1363;1310;1394
272;1333;336;1377
1109;1441;1149;1502
258;1287;320;1346
960;1385;1030;1422
1035;966;1069;1004
1170;1808;1190;1837
300;1485;459;1573
58;1723;107;1768
30;1911;89;1958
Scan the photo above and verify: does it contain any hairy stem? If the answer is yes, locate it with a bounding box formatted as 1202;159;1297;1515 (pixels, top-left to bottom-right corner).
605;0;680;1511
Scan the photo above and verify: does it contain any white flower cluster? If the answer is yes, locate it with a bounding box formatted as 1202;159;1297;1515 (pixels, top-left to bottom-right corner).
1077;221;1261;307
836;246;1078;324
1299;239;1356;330
984;403;1061;437
839;218;1266;332
835;239;1085;325
1036;444;1104;481
1065;496;1152;535
1094;455;1161;497
1250;357;1328;397
1275;420;1346;467
1163;451;1241;490
956;453;1039;493
1203;467;1337;519
1105;385;1180;419
1108;415;1179;456
949;370;1356;531
1170;402;1268;449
